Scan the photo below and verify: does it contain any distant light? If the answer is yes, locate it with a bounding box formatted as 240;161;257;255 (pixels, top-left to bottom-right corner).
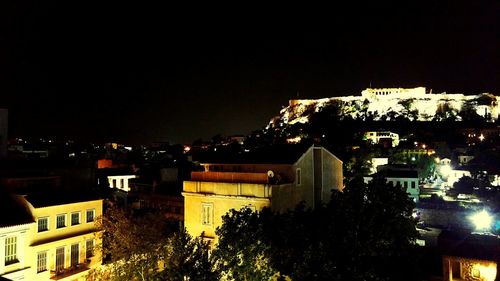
411;156;416;161
69;153;75;157
469;210;493;231
184;146;191;153
479;134;485;142
286;136;302;144
244;149;250;152
422;144;426;149
124;146;132;151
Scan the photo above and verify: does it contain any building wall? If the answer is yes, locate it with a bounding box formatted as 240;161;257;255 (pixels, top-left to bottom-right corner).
25;199;103;281
183;146;343;241
183;181;271;240
386;177;419;202
364;176;419;202
443;256;497;281
0;223;32;280
108;175;138;192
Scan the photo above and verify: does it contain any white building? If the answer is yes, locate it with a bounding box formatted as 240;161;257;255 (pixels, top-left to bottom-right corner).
363;131;400;147
364;170;420;202
107;175;138;192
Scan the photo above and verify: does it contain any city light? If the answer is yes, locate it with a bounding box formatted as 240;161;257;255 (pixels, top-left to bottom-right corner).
469;210;493;231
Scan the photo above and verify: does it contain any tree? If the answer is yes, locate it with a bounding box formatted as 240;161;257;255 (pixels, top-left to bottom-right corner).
87;205;218;281
162;228;220;281
212;177;420;281
453;176;475;195
213;208;277;281
88;205;167;281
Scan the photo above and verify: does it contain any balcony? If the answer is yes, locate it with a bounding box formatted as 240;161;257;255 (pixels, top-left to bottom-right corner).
50;263;89;280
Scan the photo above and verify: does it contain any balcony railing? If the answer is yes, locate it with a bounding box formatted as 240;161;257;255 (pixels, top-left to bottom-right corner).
50;263;89;280
191;171;269;184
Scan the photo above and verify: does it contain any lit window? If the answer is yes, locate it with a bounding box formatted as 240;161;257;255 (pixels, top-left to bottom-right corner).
38;217;49;232
86;209;95;223
71;244;79;267
5;236;17;265
37;252;47;273
56;214;66;228
296;168;301;185
71;212;80;226
86;239;94;259
201;203;213;226
55;247;65;272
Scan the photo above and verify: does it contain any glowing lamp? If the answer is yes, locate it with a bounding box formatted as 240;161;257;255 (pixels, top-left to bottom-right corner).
469;210;493;231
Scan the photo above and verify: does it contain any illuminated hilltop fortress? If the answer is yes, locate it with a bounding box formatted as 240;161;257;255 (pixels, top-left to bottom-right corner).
269;87;499;127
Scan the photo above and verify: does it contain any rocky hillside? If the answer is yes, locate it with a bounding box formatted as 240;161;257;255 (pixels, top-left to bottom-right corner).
267;88;499;129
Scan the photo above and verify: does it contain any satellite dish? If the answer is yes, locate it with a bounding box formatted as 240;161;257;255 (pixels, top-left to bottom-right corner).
267;170;275;178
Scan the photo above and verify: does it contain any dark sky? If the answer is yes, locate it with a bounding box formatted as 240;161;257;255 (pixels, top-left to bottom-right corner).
1;1;499;145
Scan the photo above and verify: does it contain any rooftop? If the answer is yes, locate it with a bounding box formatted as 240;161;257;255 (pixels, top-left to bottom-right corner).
0;191;34;227
24;190;102;208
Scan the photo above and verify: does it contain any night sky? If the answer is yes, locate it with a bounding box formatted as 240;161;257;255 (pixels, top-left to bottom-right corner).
1;1;499;145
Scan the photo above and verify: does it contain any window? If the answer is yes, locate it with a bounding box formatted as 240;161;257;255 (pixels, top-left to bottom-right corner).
71;244;79;267
411;181;416;189
55;247;65;272
86;239;94;259
201;203;213;226
5;236;17;265
57;214;66;228
86;209;95;223
296;168;301;185
37;252;47;273
38;217;49;232
71;212;80;226
404;181;408;189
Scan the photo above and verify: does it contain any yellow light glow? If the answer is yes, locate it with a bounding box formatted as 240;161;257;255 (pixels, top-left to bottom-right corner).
479;134;485;142
472;263;497;281
469;210;493;231
286;136;302;144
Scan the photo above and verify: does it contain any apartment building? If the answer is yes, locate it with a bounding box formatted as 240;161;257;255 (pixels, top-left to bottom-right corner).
183;145;343;241
0;192;103;281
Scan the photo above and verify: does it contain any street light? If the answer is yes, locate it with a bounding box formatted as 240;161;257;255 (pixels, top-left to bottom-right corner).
469;210;493;231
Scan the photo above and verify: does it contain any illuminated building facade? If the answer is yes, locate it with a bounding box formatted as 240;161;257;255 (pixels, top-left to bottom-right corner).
0;194;103;281
440;231;499;281
182;145;343;241
363;131;400;147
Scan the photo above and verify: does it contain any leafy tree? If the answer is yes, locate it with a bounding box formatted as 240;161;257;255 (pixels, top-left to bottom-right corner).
213;208;277;281
162;228;220;281
453;176;475;195
213;177;420;281
88;205;167;281
87;205;218;281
